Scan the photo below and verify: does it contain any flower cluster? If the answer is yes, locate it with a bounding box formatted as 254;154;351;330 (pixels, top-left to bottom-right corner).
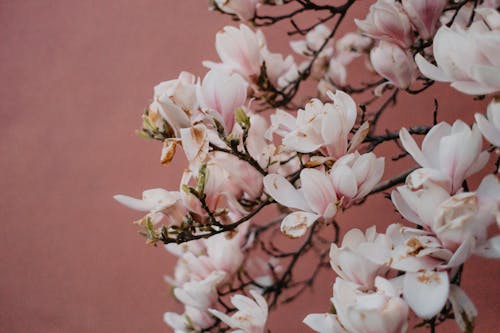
116;1;500;332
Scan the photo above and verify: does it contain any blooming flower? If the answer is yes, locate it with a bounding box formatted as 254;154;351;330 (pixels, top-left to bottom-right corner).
209;290;268;333
475;98;500;146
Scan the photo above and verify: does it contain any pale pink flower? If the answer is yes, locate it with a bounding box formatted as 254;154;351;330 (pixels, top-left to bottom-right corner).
197;69;248;133
272;90;368;159
330;152;385;206
261;48;299;88
332;277;409;333
475;98;500;146
209;290;268;333
415;24;500;95
330;226;389;289
214;0;259;21
370;41;418;90
174;270;226;310
164;305;215;333
113;189;188;226
355;0;414;48
399;121;489;193
402;0;447;39
263;168;338;238
149;71;197;137
205;24;264;80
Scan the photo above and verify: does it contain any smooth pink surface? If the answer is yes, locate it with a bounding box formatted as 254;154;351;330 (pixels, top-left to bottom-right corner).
0;1;498;332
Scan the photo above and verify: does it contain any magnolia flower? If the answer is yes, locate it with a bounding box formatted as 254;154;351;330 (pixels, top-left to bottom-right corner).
260;48;299;88
355;0;414;48
415;24;500;95
399;120;488;193
263;168;338;238
149;71;197;137
475;98;500;146
330;226;389;289
205;24;263;80
359;224;451;272
164;305;215;333
332;277;409;333
370;41;417;90
272;90;368;159
114;189;188;226
180;123;209;166
209;290;268;333
174;270;226;310
401;0;447;39
197;69;248;133
329;152;385;207
214;0;259;21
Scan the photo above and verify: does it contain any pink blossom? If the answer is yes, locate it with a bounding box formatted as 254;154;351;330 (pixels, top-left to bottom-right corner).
263;168;338;238
370;41;417;89
205;24;263;80
475;98;500;146
330;152;385;207
197;69;248;132
355;0;414;48
290;24;333;57
402;0;447;39
330;226;389;289
209;290;268;333
174;270;226;310
271;90;368;159
164;305;215;333
335;32;373;65
214;0;259;21
415;23;500;95
399;121;488;193
149;71;197;137
332;277;409;333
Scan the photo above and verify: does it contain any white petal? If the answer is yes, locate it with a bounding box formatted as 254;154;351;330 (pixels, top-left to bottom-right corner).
263;174;310;211
403;270;449;319
448;285;477;333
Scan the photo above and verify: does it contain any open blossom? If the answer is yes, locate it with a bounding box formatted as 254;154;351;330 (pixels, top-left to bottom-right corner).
335;32;373;65
401;0;446;39
355;0;413;48
475;98;500;146
209;290;268;333
370;41;417;90
113;189;188;226
164;305;215;333
330;227;389;289
149;71;198;137
197;69;248;132
174;270;226;310
415;23;500;95
399;120;488;193
269;90;368;159
332;277;409;333
213;0;258;21
330;152;385;207
263;168;338;238
205;24;263;80
260;46;298;88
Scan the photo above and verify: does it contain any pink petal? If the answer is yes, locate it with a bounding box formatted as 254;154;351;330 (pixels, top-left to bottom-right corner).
263;174;309;211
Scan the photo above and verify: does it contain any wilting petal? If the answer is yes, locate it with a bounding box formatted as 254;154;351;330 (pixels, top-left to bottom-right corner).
448;285;477;333
281;211;320;238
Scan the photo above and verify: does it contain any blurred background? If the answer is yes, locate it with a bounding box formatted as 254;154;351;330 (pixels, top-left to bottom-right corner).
0;1;498;332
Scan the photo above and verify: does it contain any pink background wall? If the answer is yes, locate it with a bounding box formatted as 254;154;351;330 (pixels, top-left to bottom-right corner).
0;1;498;332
